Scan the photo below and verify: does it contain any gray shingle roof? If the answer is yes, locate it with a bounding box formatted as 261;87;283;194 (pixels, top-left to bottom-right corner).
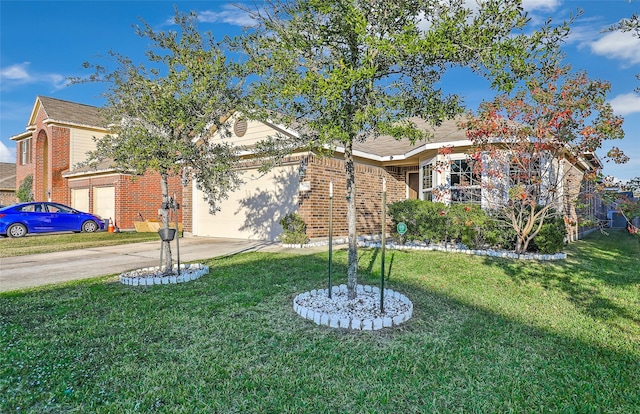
0;162;16;190
352;117;469;158
36;96;106;128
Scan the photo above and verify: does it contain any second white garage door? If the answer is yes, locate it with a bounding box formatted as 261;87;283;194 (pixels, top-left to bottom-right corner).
193;165;299;240
93;186;115;222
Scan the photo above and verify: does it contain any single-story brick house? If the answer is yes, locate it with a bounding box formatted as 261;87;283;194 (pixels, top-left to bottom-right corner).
185;115;464;239
185;114;602;240
10;96;182;229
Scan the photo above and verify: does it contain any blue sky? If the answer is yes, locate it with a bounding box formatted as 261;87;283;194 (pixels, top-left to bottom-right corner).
1;0;639;181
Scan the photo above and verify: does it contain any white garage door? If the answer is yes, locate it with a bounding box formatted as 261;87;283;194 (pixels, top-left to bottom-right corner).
193;165;299;240
93;186;115;221
71;188;89;212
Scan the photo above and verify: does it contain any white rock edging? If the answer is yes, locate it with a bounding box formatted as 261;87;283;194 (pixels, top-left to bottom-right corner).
119;263;209;286
293;284;413;331
361;241;567;261
283;235;566;261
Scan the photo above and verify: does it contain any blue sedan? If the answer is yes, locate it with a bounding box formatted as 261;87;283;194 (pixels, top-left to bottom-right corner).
0;202;105;238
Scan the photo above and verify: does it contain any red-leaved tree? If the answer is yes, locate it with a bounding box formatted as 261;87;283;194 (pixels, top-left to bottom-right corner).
461;64;627;254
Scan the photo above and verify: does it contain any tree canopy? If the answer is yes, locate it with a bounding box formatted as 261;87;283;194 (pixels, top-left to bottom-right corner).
234;0;567;297
75;10;245;272
463;64;627;253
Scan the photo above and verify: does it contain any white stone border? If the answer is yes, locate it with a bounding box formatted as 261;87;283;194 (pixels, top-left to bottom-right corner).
284;236;566;261
293;284;413;331
119;263;209;286
362;241;567;260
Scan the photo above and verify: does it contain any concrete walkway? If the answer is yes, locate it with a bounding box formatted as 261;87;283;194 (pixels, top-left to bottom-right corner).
0;237;328;292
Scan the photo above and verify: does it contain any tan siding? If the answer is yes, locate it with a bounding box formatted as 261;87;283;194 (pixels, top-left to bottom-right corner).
229;119;281;148
70;128;104;169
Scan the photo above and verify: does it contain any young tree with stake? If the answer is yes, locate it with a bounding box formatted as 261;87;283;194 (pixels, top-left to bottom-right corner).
74;11;244;273
235;0;568;298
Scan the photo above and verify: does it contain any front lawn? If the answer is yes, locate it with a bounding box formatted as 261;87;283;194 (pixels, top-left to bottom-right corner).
0;231;159;258
1;230;638;412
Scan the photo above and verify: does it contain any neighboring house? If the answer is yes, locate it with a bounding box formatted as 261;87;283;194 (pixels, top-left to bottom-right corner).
185;115;602;240
0;162;17;206
602;189;639;228
10;96;182;230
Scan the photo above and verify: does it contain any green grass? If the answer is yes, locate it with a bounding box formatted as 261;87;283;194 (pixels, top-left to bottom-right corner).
0;231;159;258
1;230;638;412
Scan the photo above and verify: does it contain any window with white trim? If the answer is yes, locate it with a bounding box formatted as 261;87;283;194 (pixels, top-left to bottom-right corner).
421;161;434;201
450;159;481;204
20;138;32;165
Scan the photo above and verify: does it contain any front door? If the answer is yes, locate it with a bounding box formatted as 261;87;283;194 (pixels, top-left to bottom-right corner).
408;172;419;199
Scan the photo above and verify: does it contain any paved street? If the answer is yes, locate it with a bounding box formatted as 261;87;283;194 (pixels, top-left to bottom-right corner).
0;237;326;292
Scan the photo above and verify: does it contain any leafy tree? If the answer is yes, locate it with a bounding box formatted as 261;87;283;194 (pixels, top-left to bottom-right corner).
74;11;244;273
16;175;33;202
463;64;627;253
625;176;640;193
234;0;562;298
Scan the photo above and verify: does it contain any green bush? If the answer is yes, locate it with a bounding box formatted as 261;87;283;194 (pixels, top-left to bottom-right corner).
388;200;449;244
279;212;309;245
389;200;566;253
16;174;33;202
530;217;565;254
481;210;517;250
389;200;519;250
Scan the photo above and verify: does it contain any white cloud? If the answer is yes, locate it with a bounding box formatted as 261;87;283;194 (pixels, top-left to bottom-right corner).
0;62;69;91
610;93;640;116
197;6;256;28
589;30;640;66
521;0;560;13
1;63;32;81
0;141;14;163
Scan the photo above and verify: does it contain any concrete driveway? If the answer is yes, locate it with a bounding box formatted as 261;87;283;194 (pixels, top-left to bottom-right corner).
0;237;326;292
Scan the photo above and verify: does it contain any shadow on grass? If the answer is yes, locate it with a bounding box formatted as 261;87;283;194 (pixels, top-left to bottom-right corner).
1;246;638;412
477;229;640;327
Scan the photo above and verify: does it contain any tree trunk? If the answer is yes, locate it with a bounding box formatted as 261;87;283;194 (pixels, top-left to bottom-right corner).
160;172;173;274
345;141;358;299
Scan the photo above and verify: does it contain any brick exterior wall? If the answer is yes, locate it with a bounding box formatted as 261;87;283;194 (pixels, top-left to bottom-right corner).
68;172;183;230
15;106;56;203
298;155;410;239
182;177;193;234
117;172;183;230
51;126;71;204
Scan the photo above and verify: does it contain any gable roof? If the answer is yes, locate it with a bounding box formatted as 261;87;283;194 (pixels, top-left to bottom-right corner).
29;96;107;129
258;114;471;161
352;117;470;159
0;162;16;190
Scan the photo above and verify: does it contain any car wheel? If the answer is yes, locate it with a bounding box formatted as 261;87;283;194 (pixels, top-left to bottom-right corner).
82;220;99;233
8;223;27;238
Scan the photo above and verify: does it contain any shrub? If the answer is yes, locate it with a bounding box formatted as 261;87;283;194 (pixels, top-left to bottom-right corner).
16;175;33;202
448;204;490;248
530;217;565;254
389;200;518;249
279;212;309;245
388;200;450;244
